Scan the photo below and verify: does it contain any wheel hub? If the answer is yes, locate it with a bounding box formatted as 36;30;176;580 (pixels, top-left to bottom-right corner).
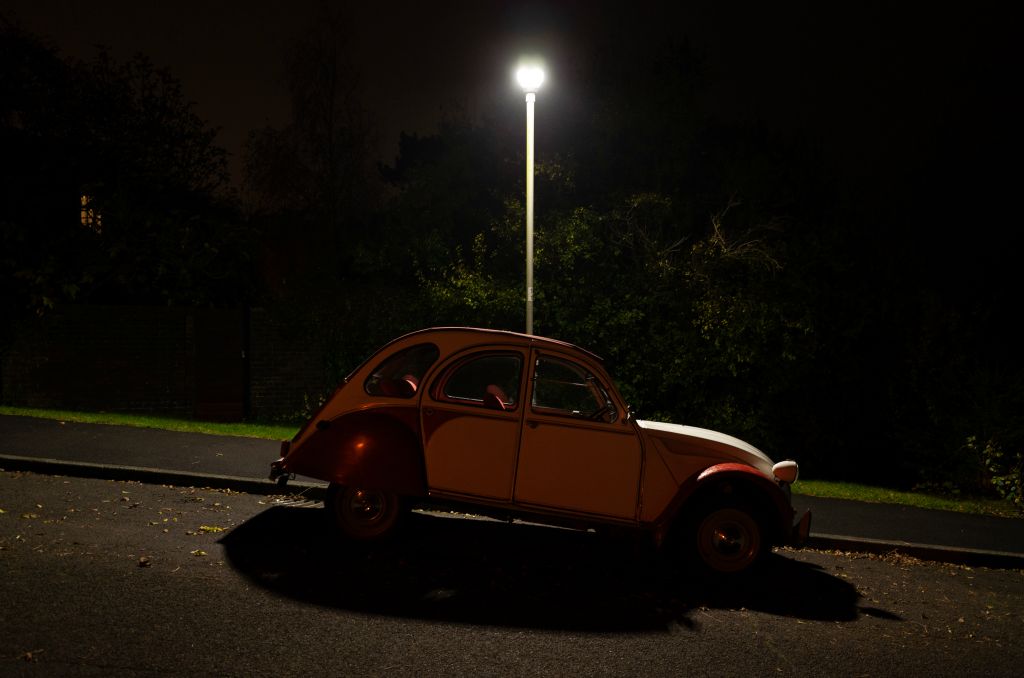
348;489;385;522
697;507;761;572
711;523;749;556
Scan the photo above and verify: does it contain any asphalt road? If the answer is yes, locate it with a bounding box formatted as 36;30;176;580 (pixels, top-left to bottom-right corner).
2;471;1022;677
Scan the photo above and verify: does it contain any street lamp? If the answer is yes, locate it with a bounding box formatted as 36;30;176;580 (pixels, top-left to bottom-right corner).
516;64;544;335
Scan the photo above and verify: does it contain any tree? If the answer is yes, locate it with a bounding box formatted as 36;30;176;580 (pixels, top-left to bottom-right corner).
243;2;378;291
0;19;248;320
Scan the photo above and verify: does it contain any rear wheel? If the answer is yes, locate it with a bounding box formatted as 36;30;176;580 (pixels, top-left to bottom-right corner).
325;483;403;540
690;501;764;575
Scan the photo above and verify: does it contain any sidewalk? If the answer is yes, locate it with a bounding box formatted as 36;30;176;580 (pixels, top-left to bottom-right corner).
1;414;1022;568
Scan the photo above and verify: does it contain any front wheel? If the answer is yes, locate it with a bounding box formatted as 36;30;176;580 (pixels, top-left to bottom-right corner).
325;483;403;540
691;502;764;575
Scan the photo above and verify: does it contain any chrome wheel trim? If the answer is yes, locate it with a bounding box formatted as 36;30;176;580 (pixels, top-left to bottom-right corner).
697;507;761;573
343;488;389;526
328;484;400;539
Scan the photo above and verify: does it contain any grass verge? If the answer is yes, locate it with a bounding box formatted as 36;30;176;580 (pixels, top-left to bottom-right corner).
793;479;1019;519
0;406;299;441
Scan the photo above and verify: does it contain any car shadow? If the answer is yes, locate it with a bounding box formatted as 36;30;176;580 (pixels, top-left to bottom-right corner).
220;506;881;632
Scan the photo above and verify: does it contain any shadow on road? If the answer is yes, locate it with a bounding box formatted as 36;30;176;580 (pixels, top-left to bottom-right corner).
221;506;878;631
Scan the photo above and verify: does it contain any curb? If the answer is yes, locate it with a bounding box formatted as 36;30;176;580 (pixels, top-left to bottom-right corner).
3;453;1022;570
806;533;1024;570
0;454;326;499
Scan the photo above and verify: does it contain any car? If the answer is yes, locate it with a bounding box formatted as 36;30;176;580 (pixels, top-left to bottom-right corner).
270;327;811;575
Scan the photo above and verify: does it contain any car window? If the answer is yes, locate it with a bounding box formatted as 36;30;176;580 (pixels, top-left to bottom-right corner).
364;343;440;398
440;353;522;411
532;356;617;422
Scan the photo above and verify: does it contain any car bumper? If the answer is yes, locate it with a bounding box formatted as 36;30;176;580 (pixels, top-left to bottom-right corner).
790;508;812;546
268;440;291;481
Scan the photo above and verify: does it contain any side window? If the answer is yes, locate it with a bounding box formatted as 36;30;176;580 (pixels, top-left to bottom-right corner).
532;356;617;422
440;353;523;411
364;343;440;398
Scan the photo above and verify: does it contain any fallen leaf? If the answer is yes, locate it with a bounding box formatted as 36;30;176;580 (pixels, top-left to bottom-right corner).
19;649;43;662
191;549;207;557
21;513;39;519
198;525;225;533
138;556;152;567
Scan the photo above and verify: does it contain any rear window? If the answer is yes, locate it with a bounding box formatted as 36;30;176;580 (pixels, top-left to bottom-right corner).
364;343;440;398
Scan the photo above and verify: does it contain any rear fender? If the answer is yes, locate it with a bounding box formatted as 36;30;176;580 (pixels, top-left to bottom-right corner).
279;407;426;496
653;462;793;546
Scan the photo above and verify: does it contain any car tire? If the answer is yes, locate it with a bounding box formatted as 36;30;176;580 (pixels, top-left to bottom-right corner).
325;483;404;540
688;500;765;575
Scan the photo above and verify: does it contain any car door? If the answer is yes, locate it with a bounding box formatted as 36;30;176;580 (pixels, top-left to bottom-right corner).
420;349;527;501
514;350;642;520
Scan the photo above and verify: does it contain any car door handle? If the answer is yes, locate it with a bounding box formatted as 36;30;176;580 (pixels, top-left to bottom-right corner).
526;420;539;429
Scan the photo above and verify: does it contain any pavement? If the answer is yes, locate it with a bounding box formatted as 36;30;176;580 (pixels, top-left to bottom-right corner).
1;414;1022;569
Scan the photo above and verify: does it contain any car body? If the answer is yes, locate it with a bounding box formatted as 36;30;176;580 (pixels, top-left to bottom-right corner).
271;327;811;574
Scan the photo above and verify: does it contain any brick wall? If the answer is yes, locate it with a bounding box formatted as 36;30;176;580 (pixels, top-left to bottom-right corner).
247;307;328;421
1;305;194;415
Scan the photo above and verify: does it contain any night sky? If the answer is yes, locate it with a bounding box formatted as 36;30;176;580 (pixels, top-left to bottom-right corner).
8;0;1014;198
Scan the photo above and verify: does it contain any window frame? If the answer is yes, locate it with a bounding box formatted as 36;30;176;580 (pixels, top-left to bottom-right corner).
363;342;440;399
529;354;618;423
431;350;526;411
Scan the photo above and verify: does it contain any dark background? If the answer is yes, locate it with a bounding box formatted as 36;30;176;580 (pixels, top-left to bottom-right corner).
1;1;1020;494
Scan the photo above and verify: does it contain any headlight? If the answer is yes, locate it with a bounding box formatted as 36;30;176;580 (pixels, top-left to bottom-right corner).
772;460;799;484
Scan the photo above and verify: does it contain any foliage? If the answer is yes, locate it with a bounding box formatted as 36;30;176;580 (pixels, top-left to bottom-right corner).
972;437;1023;512
0;20;247;320
243;2;378;286
381;117;519;281
416;154;814;459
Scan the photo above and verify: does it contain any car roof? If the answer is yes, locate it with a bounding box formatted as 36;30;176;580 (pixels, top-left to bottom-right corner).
343;327;606;385
390;327;605;362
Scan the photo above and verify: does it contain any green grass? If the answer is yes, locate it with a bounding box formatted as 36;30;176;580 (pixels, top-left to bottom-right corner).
2;405;1019;518
794;479;1020;519
0;406;299;441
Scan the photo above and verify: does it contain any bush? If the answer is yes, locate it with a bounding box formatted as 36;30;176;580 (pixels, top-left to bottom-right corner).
973;436;1024;512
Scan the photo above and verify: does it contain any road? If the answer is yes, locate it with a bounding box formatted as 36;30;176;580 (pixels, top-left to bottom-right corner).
2;470;1022;677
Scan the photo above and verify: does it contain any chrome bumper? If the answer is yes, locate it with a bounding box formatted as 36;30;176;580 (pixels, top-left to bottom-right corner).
269;440;292;483
791;509;812;546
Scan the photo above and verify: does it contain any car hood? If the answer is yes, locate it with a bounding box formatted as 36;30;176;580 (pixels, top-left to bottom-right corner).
636;420;775;476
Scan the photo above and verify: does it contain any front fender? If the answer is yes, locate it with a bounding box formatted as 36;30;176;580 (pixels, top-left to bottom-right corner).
278;407;426;496
653;462;794;546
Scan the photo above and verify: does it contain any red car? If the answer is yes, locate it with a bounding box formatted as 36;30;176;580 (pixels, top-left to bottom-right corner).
271;327;811;574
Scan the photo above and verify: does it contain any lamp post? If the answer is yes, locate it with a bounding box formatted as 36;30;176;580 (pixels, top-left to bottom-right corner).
516;64;544;335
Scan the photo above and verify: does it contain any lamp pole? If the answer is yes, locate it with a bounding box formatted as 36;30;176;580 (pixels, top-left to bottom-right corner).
525;89;535;335
516;65;544;335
